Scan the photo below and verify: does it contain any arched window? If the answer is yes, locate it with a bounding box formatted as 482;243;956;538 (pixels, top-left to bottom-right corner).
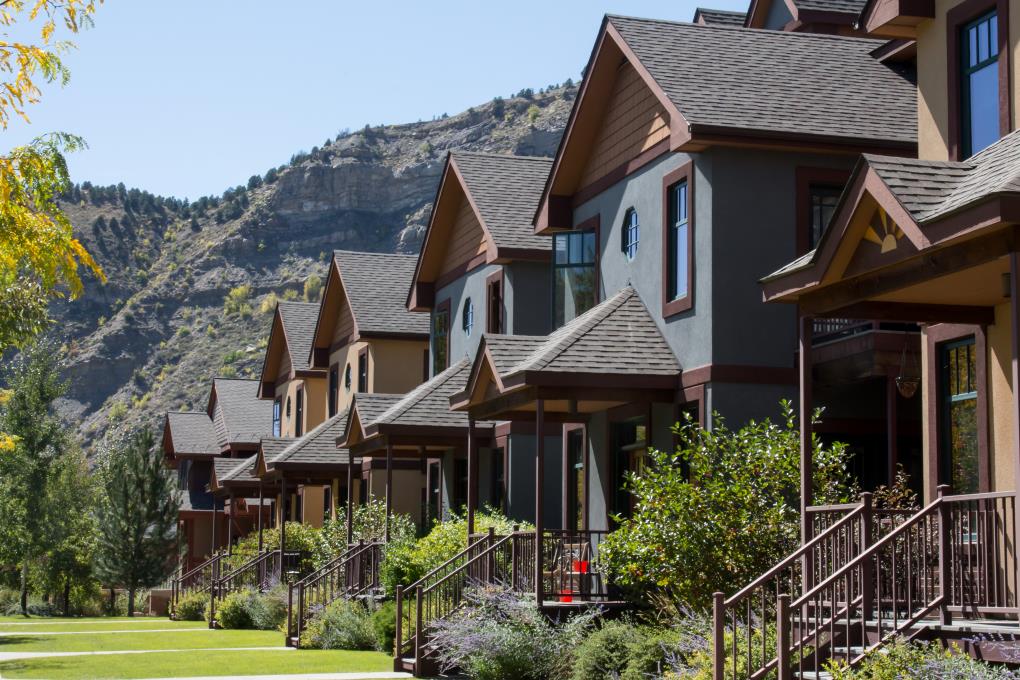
621;208;639;260
462;297;474;337
344;363;352;391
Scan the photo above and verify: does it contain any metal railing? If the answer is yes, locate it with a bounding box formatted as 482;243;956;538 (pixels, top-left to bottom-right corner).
170;551;224;618
540;529;610;602
286;541;384;642
208;550;304;627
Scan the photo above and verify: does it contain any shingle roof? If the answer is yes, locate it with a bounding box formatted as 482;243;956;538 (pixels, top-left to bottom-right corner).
210;378;274;448
352;394;404;429
213;457;245;485
693;7;747;25
795;0;867;14
451;152;553;252
277;301;320;371
486;287;680;380
333;250;430;337
259;437;291;464
219;455;260;484
607;16;916;146
372;359;486;430
165;412;218;456
867;129;1020;223
273;410;352;467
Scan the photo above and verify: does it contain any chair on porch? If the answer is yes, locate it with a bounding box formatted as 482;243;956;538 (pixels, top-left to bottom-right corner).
543;538;601;602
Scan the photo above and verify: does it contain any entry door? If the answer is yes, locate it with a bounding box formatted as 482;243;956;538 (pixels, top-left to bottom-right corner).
941;338;979;493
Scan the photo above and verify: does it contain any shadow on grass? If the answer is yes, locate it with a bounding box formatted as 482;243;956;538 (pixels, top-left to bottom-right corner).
0;635;43;646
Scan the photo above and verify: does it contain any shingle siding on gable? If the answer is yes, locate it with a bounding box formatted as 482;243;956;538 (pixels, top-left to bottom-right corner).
439;196;488;280
580;61;671;188
331;300;356;347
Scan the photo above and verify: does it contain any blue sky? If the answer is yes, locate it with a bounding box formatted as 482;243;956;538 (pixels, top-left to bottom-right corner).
4;1;745;200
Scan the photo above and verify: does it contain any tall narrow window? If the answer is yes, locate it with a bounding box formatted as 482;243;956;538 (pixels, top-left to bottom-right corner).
344;363;352;392
486;274;503;334
491;447;505;513
667;179;689;303
328;365;338;417
357;349;368;392
552;229;597;328
808;185;842;249
432;301;450;375
565;427;585;531
427;460;442;524
941;338;979;493
272;398;281;437
295;388;304;437
621;208;639;260
961;11;1000;157
462;297;474;337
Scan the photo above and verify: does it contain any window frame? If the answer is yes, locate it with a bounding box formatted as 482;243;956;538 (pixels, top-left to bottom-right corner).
486;269;504;335
948;0;1010;161
551;214;600;329
295;387;304;437
432;298;452;375
357;347;368;393
272;398;281;437
462;297;474;337
344;363;352;392
795;167;852;255
328;364;339;418
621;207;639;261
661;162;694;318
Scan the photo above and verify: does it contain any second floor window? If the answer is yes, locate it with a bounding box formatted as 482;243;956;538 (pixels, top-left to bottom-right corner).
808;184;842;249
961;10;999;157
621;208;639;260
667;179;690;303
344;363;352;391
432;303;450;375
486;276;502;334
295;388;304;437
357;350;368;392
272;398;281;437
328;365;338;417
553;230;597;328
462;298;474;337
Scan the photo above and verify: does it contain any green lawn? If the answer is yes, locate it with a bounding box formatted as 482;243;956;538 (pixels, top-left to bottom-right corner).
0;616;399;679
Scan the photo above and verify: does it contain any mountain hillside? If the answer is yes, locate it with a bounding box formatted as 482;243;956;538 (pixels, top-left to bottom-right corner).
50;84;576;452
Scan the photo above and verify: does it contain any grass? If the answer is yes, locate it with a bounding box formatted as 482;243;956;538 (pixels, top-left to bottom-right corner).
0;616;396;679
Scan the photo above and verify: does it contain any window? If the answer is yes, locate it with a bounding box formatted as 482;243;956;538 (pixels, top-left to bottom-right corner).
272;398;281;437
177;459;191;490
960;11;1000;157
621;208;639;260
285;396;291;419
490;447;505;513
295;388;304;437
941;338;979;493
432;301;450;375
328;365;338;417
427;460;442;523
486;272;503;334
565;427;585;531
453;458;468;512
553;229;597;328
667;179;690;304
344;363;352;391
808;185;842;249
323;486;332;524
357;349;368;392
462;297;474;337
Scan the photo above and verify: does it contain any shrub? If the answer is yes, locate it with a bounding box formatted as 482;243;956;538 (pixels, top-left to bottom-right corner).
431;587;596;680
601;401;855;611
281;288;298;301
223;285;253;317
379;508;527;596
371;600;397;653
303;274;322;302
313;500;414;569
224;522;319;574
248;586;287;630
570;620;643;680
175;591;207;621
300;599;377;650
214;589;255;629
258;292;279;315
828;640;1019;679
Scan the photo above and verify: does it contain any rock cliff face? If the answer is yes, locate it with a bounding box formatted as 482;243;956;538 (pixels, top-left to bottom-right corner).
50;85;575;452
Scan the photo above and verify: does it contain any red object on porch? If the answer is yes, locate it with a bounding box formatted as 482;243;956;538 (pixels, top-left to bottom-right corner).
559;590;573;603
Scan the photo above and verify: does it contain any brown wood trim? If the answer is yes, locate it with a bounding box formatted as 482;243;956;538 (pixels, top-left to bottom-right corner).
486;268;505;335
571;139;670;209
680;383;707;427
435;252;490;293
494;247;550;262
947;0;1011;161
563;422;588;531
434;298;452;373
821;301;995;325
357;346;369;393
862;0;934;35
574;213;601;307
503;370;678;391
680;128;916;157
293;368;327;379
493;420;566;438
925;323;989;497
662;161;695;318
795;166;853;255
681;363;798;388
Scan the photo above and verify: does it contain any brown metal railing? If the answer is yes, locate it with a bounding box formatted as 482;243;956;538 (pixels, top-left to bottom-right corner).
208;550;304;627
943;491;1017;615
540;529;610;602
170;551;224;618
286;541;383;643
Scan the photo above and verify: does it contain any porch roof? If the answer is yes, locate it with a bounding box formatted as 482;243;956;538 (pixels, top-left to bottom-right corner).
208;378;274;449
452;287;680;418
258;411;353;478
163;411;218;459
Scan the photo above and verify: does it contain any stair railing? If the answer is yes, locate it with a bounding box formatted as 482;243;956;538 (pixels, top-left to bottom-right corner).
170;550;224;617
209;549;294;627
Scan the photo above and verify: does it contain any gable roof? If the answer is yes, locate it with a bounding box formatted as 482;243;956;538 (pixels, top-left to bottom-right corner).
208;378;274;449
271;410;352;468
163;411;218;458
693;7;747;25
258;301;323;397
745;0;867;30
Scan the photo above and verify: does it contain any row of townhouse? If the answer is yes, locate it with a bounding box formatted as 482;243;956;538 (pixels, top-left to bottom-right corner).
163;0;1020;670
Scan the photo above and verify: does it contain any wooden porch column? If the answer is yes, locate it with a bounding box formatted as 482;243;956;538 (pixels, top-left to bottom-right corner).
1008;251;1020;613
257;482;264;552
535;399;545;606
562;426;569;531
385;440;393;542
226;491;234;556
280;477;287;559
799;314;814;594
886;375;899;485
467;416;477;536
211;499;218;555
346;458;354;546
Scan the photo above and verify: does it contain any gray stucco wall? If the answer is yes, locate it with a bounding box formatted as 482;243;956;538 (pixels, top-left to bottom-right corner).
506;432;563;528
764;0;794;29
507;261;553;336
433;263;501;374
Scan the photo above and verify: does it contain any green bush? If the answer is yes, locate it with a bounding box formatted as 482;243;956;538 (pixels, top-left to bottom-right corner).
224;522;319;574
379;508;527;596
601;401;856;611
313;500;414;570
223;285;253;317
828;640;1015;679
300;599;378;650
213;590;254;629
570;620;643;680
371;600;397;654
212;587;285;630
175;591;207;621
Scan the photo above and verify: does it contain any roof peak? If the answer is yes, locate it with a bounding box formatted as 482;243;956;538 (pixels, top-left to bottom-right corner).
606;13;884;44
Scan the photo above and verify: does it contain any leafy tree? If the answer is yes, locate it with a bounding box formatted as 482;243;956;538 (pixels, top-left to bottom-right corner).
0;341;70;614
94;427;179;616
600;401;856;612
303;274;322;302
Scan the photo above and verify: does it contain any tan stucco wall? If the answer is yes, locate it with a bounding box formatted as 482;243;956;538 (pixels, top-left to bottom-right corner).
273;376;327;437
329;338;427;413
988;302;1014;492
916;0;1020;160
367;466;426;528
329;341;366;413
301;485;326;528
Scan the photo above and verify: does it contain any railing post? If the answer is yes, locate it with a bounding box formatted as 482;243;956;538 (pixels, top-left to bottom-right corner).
414;584;424;670
487;527;495;583
287;583;294;641
712;591;725;680
860;492;874;625
511;525;519;591
394;585;403;661
777;593;791;680
937;484;952;625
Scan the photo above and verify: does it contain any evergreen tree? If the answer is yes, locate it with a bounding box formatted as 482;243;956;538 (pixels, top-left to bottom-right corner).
95;427;178;616
0;342;69;615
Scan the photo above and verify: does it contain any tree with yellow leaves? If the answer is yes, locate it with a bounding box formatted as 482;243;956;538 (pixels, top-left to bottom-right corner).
0;0;106;352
